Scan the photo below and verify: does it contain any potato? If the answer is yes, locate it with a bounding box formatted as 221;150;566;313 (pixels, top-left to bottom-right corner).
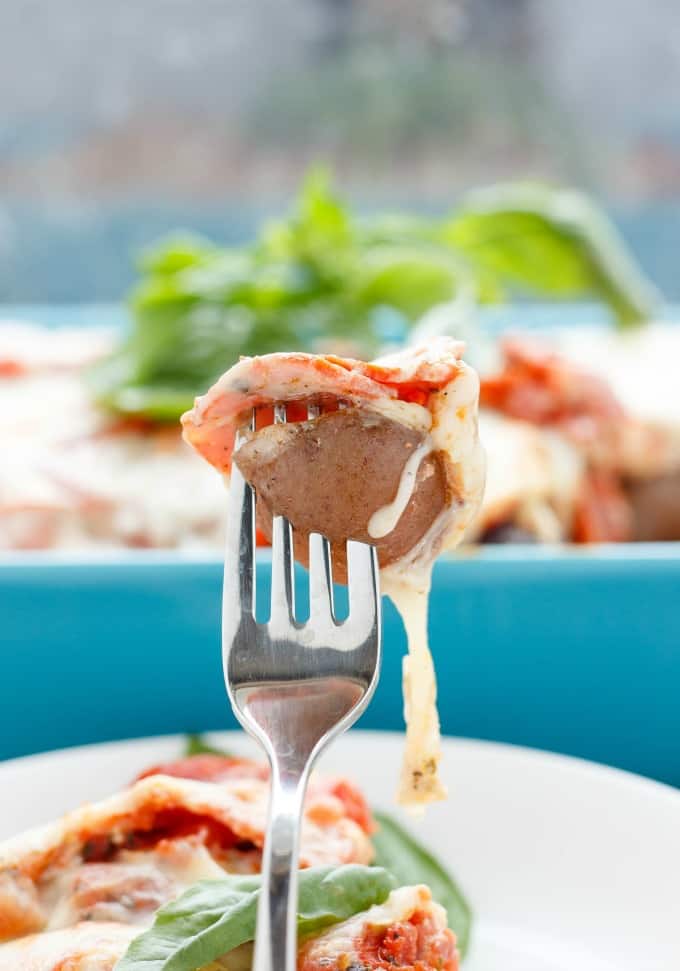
628;472;680;541
235;408;451;584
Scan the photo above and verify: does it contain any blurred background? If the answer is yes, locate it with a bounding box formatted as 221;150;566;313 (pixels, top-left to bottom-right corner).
1;0;679;303
2;0;680;784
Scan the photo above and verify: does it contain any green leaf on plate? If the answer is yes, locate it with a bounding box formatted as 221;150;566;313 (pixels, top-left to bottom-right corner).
184;735;233;758
116;865;397;971
371;810;472;957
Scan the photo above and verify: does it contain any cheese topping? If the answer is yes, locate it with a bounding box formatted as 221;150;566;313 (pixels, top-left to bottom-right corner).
368;439;433;540
381;359;485;808
44;841;225;931
0;770;374;949
468;409;584;541
0;921;138;971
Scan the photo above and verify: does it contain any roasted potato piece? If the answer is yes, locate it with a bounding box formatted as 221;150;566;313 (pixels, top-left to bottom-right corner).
235;409;451;584
628;472;680;541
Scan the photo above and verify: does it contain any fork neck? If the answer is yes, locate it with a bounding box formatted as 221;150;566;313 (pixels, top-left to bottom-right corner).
253;754;311;971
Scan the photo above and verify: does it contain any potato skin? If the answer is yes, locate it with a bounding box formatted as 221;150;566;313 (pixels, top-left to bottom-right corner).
628;472;680;541
235;409;451;583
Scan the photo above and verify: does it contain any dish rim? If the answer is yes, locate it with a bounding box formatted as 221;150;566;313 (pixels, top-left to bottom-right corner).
2;542;680;569
2;728;679;810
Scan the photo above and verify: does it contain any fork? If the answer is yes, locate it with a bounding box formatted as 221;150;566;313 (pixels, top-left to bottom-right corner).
222;403;382;971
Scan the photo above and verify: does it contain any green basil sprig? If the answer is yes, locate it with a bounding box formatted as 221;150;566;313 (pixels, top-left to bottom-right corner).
91;171;658;423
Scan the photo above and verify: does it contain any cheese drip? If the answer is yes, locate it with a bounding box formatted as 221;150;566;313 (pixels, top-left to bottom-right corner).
376;362;484;810
367;440;432;540
383;571;446;810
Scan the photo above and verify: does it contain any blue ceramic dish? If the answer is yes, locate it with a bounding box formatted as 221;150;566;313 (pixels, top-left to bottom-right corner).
2;305;679;784
2;545;679;785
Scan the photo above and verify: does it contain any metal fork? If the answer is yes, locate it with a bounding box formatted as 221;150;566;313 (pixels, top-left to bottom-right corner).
222;403;381;971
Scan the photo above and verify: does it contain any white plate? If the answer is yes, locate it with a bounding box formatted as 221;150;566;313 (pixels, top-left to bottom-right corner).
1;731;678;971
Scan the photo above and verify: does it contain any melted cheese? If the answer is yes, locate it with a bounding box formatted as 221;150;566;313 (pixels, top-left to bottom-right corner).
381;360;486;809
470;410;584;541
0;889;448;971
515;324;680;479
368;439;433;539
0;921;137;971
551;323;680;427
384;575;445;808
361;395;432;434
44;841;225;931
0;771;373;949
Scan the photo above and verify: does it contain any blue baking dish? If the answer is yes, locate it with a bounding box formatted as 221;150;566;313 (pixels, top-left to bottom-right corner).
1;305;679;782
1;545;679;785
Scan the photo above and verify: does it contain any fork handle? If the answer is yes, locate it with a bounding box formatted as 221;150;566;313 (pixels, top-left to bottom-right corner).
253;761;308;971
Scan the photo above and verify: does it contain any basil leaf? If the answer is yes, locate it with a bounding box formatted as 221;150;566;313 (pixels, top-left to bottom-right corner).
116;865;397;971
295;864;395;937
184;735;233;758
371;811;472;958
445;182;659;327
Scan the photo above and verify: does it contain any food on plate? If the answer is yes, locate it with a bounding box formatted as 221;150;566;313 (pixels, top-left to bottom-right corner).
182;339;485;807
0;750;466;971
474;328;680;542
0;871;457;971
3;315;680;550
0;756;373;945
370;810;471;956
118;875;456;971
550;323;680;541
0;171;667;551
0;923;139;971
0;322;227;550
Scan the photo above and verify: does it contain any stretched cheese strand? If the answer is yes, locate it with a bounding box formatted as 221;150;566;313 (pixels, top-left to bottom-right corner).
377;365;484;810
382;571;446;810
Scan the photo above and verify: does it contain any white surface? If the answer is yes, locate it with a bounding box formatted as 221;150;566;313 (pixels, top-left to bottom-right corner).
1;732;679;970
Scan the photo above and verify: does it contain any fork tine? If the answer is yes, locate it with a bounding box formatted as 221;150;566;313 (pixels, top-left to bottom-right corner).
309;532;335;625
306;402;334;627
223;411;256;634
270;515;296;627
268;402;297;627
346;540;380;637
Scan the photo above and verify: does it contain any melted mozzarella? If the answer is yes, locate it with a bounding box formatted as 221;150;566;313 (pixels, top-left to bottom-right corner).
368;439;433;539
45;841;225;931
471;410;584;541
383;575;446;808
381;360;485;809
361;395;432;434
538;324;680;478
0;921;137;971
551;323;680;426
